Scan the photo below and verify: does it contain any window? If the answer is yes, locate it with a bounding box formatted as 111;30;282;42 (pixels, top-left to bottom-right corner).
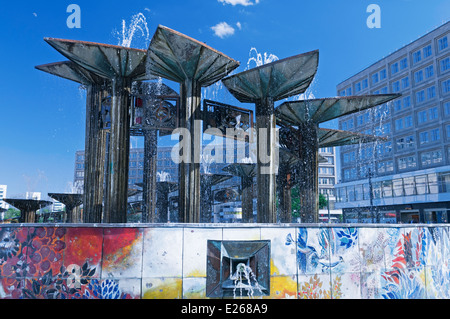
380;69;387;80
346;87;352;96
418;110;427;124
398;156;416;170
392;81;400;93
413;50;422;64
391;63;399;75
372;73;379;84
400;58;408;70
425;65;434;78
362;78;368;89
396;135;415;150
401;77;409;89
394;99;402;112
395;118;403;130
403;96;411;108
423;45;432;58
420;131;429;145
428;106;438;121
343;152;355;164
355;82;361;92
445;101;450;116
414;70;424;83
431;128;440;142
443;79;450;94
405;116;413;128
419;128;440;144
441;57;450;73
339;90;346;96
438;36;448;51
427;86;436;99
341;118;354;130
421;150;442;166
381;86;388;94
416;90;425;103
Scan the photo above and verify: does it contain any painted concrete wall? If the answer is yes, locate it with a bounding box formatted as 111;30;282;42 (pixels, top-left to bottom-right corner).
0;223;449;299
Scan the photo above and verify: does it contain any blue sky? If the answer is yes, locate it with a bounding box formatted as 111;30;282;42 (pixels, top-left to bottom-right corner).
0;0;448;198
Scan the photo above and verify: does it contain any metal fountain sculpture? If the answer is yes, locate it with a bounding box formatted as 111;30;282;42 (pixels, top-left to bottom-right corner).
35;25;399;224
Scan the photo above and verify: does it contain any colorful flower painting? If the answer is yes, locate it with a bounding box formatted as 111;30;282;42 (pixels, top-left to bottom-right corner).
0;225;450;299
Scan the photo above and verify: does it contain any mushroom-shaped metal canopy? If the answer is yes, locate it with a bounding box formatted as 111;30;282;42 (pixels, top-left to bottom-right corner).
317;128;387;148
43;38;149;80
48;193;83;223
222;50;318;224
147;25;240;224
3;199;53;223
221;50;319;103
147;25;240;86
275;94;400;125
36;60;110;224
35;61;105;85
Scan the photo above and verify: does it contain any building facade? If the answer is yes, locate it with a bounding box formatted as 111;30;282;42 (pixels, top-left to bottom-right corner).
335;21;450;223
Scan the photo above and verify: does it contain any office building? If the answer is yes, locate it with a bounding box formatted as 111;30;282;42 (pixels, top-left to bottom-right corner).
335;21;450;223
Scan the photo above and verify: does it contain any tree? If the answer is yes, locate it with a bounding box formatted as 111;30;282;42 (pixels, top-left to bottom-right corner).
319;193;328;210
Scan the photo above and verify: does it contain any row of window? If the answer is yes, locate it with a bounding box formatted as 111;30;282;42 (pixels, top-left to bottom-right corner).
318;167;335;175
342;147;449;182
336;171;450;203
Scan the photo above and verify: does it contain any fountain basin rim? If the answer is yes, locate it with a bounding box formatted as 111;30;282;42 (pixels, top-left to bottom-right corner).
3;222;446;229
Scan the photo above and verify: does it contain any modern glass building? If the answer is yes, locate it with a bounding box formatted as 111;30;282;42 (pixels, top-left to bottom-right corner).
335;21;450;223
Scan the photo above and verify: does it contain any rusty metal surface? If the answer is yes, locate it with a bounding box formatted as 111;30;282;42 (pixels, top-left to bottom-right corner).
222;50;319;103
44;38;149;80
35;61;105;85
147;25;240;86
275;94;400;125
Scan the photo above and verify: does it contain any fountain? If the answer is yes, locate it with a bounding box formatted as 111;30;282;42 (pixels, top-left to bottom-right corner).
42;38;149;223
146;25;240;223
35;61;108;223
16;24;440;300
278;127;387;223
222;51;319;223
274;95;399;222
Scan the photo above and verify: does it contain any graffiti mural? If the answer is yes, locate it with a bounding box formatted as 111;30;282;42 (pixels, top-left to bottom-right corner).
0;225;450;299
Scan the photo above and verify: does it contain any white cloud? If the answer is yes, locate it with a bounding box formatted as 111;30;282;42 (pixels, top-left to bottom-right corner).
211;22;235;38
218;0;259;6
236;22;242;30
